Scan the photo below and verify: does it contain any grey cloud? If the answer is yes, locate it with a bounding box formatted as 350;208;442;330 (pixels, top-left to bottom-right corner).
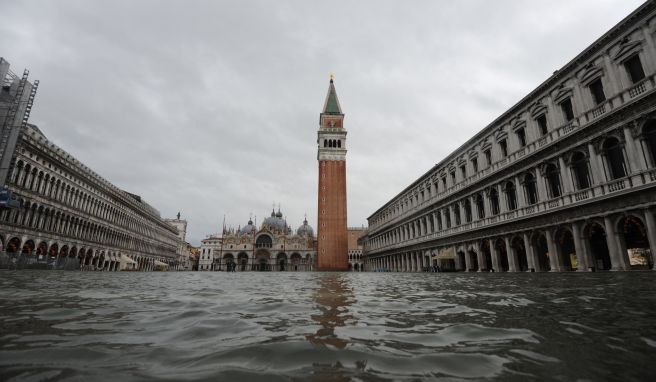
0;0;644;244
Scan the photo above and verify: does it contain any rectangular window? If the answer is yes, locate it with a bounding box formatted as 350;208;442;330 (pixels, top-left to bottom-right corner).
536;114;548;136
484;149;492;166
460;165;466;179
516;128;526;147
589;78;606;105
560;98;574;122
499;139;508;157
625;55;646;84
472;158;478;172
442;177;447;190
450;171;456;184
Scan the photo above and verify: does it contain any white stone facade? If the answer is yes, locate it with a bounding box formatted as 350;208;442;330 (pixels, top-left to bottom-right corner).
199;209;316;271
364;3;656;273
0;58;179;271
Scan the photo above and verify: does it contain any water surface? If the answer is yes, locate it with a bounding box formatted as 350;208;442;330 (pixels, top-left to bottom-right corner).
1;271;655;381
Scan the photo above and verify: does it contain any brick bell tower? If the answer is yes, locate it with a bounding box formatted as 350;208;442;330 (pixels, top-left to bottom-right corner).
317;75;348;271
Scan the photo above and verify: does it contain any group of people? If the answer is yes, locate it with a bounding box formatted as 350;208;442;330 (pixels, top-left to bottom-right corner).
225;262;236;272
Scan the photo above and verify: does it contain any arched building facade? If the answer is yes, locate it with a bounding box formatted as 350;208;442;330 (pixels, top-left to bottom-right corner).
364;2;656;273
198;209;317;271
0;59;179;271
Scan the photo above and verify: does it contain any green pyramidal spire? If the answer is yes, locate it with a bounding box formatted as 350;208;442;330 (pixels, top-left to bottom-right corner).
322;76;343;115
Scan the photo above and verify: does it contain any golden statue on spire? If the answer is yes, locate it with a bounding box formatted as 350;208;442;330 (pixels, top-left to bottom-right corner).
330;73;334;81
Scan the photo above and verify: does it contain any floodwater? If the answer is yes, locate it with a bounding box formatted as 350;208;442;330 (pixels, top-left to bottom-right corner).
0;271;655;381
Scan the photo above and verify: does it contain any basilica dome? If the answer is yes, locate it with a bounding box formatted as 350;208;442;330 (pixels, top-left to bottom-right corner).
240;219;256;235
263;209;286;232
297;218;314;236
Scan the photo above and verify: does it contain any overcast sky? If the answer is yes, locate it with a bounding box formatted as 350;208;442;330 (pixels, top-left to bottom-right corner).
1;0;645;245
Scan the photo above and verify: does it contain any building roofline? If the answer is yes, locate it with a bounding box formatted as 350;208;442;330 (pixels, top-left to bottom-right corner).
368;0;654;220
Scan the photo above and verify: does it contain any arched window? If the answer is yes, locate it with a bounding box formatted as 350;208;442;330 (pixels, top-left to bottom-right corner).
445;208;451;228
489;188;500;215
571;152;591;189
337;140;341;148
523;173;538;205
255;235;273;248
464;199;472;222
475;193;485;219
454;205;461;226
644;120;656;167
602;137;627;179
545;164;562;198
505;181;517;211
323;139;327;147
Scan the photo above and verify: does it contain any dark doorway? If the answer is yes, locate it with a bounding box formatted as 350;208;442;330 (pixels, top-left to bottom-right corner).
587;223;611;270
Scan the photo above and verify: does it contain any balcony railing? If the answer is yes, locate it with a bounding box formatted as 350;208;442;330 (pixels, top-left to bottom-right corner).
591;103;606;118
369;74;656;233
607;179;626;192
629;82;647;98
368;170;655;255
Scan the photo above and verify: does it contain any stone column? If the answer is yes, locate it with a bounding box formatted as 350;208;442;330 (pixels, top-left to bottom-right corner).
482;193;490;218
571;222;588;271
432;213;439;232
523;232;537;272
490;240;501;272
536;169;548;202
505;236;518;272
545;229;559;272
515;176;526;208
498;187;508;213
558;157;573;194
622;126;642;173
463;246;472;271
643;209;656;270
475;242;486;272
604;215;628;271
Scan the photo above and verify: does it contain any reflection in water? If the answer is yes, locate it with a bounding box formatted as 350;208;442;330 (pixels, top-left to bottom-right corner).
1;271;656;381
306;273;354;349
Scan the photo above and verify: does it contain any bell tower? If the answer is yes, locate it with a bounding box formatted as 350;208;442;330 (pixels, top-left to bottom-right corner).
317;76;348;271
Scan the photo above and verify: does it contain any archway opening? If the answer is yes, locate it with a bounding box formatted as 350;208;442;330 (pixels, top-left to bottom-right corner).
36;241;47;258
534;234;550;271
556;229;575;271
481;240;493;271
223;253;234;271
619;216;652;269
511;236;529;272
277;253;287;271
456;251;466;271
585;223;611;270
467;250;479;271
238;253;249;271
22;240;35;255
291;253;302;271
495;239;509;272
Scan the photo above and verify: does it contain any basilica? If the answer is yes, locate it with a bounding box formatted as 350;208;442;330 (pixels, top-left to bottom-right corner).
198;208;316;271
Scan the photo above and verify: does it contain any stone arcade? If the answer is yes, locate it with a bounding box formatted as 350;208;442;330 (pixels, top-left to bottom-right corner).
363;2;656;273
0;58;179;271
